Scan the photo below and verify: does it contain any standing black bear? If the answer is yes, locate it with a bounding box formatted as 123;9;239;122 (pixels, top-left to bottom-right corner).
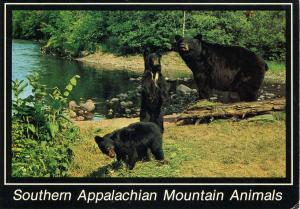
140;47;168;133
174;34;268;101
95;122;164;170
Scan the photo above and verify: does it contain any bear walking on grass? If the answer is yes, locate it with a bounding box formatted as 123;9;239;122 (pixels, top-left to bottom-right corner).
95;122;164;170
174;34;268;102
140;47;168;133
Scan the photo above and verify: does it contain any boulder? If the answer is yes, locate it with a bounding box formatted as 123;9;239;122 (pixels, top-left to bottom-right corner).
118;93;128;100
69;100;80;111
80;99;95;112
176;84;193;95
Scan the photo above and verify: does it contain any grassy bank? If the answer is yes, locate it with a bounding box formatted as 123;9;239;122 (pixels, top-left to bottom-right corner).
77;51;286;83
69;114;285;178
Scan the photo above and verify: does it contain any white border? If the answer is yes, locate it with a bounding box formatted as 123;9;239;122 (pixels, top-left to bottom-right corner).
4;2;294;186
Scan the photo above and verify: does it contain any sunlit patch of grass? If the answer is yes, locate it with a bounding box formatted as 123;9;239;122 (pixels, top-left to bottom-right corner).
264;61;286;84
266;61;285;72
69;116;285;178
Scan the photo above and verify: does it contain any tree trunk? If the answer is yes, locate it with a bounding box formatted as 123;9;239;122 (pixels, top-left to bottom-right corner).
176;98;286;125
182;10;186;37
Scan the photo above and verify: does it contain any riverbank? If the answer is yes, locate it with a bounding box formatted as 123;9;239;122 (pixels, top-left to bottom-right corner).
76;51;192;79
77;51;286;83
69;114;285;178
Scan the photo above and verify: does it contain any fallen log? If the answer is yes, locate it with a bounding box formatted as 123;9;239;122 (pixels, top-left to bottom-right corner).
176;98;286;125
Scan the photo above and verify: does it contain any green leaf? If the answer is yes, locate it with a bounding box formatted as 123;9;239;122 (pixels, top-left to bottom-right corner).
47;122;59;138
27;124;36;134
63;91;70;97
41;141;47;149
65;84;73;92
75;75;80;79
70;77;77;86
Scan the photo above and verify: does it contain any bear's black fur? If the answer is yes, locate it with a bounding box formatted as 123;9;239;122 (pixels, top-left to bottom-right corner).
174;34;268;101
95;122;164;170
140;47;168;133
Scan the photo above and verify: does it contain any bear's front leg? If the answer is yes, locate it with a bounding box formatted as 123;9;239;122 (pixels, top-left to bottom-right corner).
127;149;138;170
193;72;210;100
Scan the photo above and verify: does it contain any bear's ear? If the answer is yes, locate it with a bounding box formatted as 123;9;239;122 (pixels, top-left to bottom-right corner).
194;34;202;41
95;136;103;144
174;35;182;42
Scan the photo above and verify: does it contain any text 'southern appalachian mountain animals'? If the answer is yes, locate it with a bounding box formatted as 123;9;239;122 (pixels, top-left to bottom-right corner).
95;122;164;170
174;34;268;101
140;47;168;133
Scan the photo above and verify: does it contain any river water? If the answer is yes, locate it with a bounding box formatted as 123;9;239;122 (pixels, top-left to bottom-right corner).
12;39;138;119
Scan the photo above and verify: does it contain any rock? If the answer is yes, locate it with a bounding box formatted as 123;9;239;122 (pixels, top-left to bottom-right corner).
170;94;177;100
118;93;128;100
137;85;142;92
129;77;142;81
120;101;126;108
209;97;218;102
80;99;95;112
126;101;134;107
176;84;193;95
265;93;275;99
85;112;94;120
69;100;80;111
191;89;198;94
120;101;134;108
80;51;89;57
110;98;119;104
125;108;131;114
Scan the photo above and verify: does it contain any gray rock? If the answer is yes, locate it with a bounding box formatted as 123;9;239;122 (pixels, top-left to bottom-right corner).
191;89;198;94
209;97;218;101
265;93;275;99
137;85;142;92
110;98;119;104
80;51;89;57
80;99;95;112
120;101;127;108
176;84;192;95
129;77;142;81
69;100;80;111
118;93;128;100
120;101;133;108
170;94;177;100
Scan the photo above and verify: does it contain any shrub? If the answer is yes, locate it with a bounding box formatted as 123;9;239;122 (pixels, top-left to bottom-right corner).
12;73;81;177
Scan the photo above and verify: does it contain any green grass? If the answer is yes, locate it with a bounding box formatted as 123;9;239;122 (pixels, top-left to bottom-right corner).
68;113;286;178
264;61;286;84
266;61;285;72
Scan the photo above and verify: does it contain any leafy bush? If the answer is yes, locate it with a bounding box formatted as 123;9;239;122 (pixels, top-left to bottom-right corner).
12;73;81;177
12;10;286;60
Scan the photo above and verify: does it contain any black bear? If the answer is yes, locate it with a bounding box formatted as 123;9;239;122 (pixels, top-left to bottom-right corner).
95;122;164;170
140;47;168;133
174;34;268;101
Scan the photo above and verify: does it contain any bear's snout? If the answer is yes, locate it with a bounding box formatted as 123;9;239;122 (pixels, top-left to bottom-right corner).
179;42;189;52
108;149;116;158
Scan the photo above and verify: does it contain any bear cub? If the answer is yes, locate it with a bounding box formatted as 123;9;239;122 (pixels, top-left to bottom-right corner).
95;122;164;170
140;47;168;133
